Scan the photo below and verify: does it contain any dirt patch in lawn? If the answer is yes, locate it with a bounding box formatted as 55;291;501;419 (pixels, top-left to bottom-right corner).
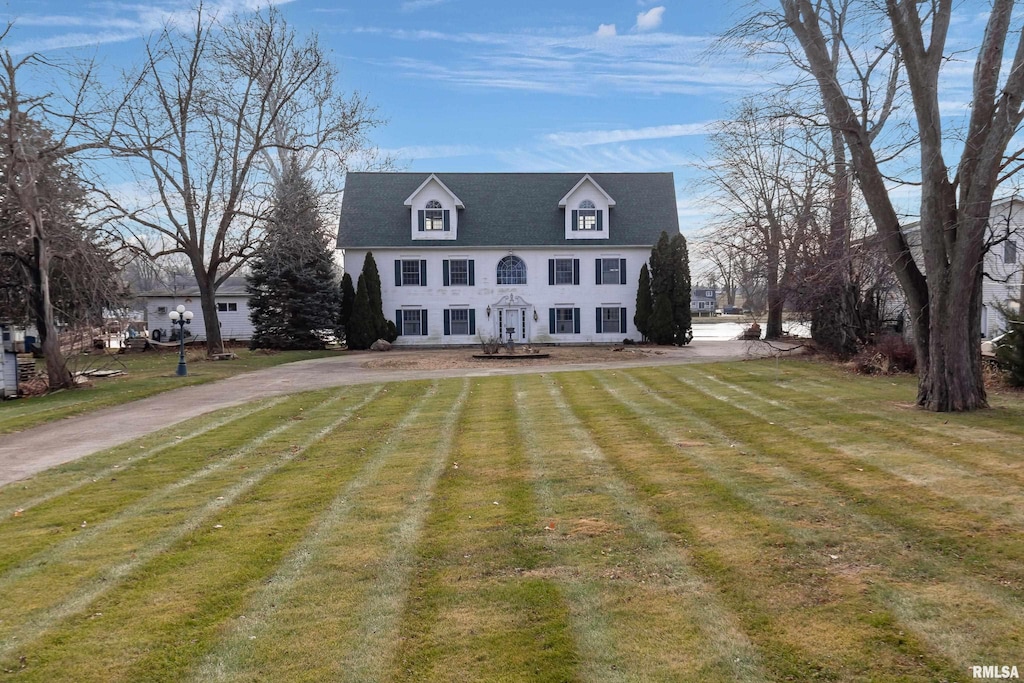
359;345;670;371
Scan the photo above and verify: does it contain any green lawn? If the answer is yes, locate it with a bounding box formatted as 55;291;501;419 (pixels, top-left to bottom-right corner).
0;360;1021;681
0;348;341;435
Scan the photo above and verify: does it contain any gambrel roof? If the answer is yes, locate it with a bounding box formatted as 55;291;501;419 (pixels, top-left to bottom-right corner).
337;172;677;248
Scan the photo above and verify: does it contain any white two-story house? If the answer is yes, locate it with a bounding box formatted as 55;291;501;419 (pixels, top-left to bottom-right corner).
336;172;678;345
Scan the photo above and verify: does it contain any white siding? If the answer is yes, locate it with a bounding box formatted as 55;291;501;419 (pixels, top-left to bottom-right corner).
345;246;650;346
144;295;254;341
1;350;16;399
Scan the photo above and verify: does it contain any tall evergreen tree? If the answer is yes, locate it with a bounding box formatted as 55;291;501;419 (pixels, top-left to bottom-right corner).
336;271;355;342
647;231;693;346
246;161;339;350
346;273;376;350
360;251;388;340
670;233;693;345
634;262;653;342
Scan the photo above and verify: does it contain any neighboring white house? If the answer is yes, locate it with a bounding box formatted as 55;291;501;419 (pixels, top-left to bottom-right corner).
899;197;1023;339
135;276;254;342
336;172;678;346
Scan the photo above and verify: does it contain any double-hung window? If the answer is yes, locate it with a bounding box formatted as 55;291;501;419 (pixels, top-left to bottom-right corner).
444;308;476;336
597;258;627;285
424;200;444;231
396;259;428;287
596;307;627;334
548;258;579;285
1005;239;1018;264
443;258;475;286
396;309;428;336
577;200;598;231
549;307;580;334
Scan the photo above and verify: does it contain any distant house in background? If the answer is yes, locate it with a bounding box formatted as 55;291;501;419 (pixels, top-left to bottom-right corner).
899;196;1023;339
134;276;254;342
691;286;718;317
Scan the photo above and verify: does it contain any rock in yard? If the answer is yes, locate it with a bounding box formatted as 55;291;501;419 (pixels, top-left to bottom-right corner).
370;339;392;352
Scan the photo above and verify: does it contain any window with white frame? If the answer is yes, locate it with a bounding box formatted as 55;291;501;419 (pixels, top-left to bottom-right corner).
424;200;444;231
449;308;469;335
554;308;575;334
449;259;470;285
402;309;424;336
554;258;574;285
496;255;527;285
402;260;422;286
577;199;598;231
217;302;237;312
601;307;622;333
599;258;623;285
1005;239;1018;264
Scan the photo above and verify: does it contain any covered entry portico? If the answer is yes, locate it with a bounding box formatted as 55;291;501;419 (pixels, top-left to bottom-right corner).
491;294;533;343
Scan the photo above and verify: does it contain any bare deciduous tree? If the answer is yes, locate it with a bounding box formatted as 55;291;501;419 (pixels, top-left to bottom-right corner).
773;0;1024;411
101;6;383;355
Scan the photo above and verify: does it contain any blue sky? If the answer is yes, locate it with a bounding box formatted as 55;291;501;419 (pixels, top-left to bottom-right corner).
1;0;771;236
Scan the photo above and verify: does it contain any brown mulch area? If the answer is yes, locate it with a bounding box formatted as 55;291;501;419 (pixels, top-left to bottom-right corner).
359;345;669;371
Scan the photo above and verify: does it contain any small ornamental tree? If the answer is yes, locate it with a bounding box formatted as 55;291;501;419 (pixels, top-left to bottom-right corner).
634;262;653;341
246;162;339;350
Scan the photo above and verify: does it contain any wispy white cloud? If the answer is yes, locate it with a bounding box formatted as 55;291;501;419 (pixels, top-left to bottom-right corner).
2;0;295;54
495;144;695;173
546;122;716;147
380;144;482;160
634;6;665;32
595;23;617;38
400;0;449;12
358;28;766;97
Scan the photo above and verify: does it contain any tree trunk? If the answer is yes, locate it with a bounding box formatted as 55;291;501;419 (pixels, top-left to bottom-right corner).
195;270;224;357
32;222;73;389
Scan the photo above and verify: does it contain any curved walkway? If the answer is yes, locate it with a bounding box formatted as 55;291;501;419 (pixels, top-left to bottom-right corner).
0;340;799;486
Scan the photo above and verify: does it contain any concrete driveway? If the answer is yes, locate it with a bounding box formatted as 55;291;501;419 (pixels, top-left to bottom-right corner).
0;340;800;487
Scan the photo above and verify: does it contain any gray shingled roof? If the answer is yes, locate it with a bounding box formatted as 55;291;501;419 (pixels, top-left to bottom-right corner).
336;172;678;249
133;275;249;297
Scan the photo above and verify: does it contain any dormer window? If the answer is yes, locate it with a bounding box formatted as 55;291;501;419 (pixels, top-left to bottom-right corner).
577;200;598;231
424;200;444;231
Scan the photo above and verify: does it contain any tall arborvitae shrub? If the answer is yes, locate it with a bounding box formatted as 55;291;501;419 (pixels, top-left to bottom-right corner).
336;272;355;343
246;161;339;350
360;251;389;340
346;273;376;350
634;262;653;341
670;233;693;345
646;231;693;346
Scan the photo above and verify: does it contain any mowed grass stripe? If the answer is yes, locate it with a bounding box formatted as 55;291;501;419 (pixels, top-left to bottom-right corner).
189;379;470;682
0;392;349;587
388;377;578;683
660;366;1024;589
559;369;963;682
702;363;1024;494
0;396;292;518
515;373;766;682
619;366;1021;669
0;383;393;677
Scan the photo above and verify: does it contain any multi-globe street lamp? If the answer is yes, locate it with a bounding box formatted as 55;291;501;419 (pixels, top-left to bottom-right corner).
168;304;194;376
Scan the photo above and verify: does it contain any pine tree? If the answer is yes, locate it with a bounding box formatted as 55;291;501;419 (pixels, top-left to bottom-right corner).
246;161;339;350
634;262;653;342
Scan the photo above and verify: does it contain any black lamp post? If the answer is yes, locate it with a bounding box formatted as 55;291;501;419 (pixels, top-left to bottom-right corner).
168;304;194;376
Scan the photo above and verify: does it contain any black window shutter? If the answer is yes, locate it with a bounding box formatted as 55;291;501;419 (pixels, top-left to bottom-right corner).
620;258;627;285
395;310;403;336
548;308;555;334
443;260;450;287
469;309;476;335
620;308;627;334
595;308;603;334
573;259;580;285
421;310;428;336
548;259;554;285
571;210;578;231
418;211;425;231
468;260;475;286
595;258;602;285
573;308;581;334
443;309;451;335
395;260;402;287
420;260;427;286
597;211;603;230
443;210;450;231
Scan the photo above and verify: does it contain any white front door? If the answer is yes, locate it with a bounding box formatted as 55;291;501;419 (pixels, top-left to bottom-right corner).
498;307;527;342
